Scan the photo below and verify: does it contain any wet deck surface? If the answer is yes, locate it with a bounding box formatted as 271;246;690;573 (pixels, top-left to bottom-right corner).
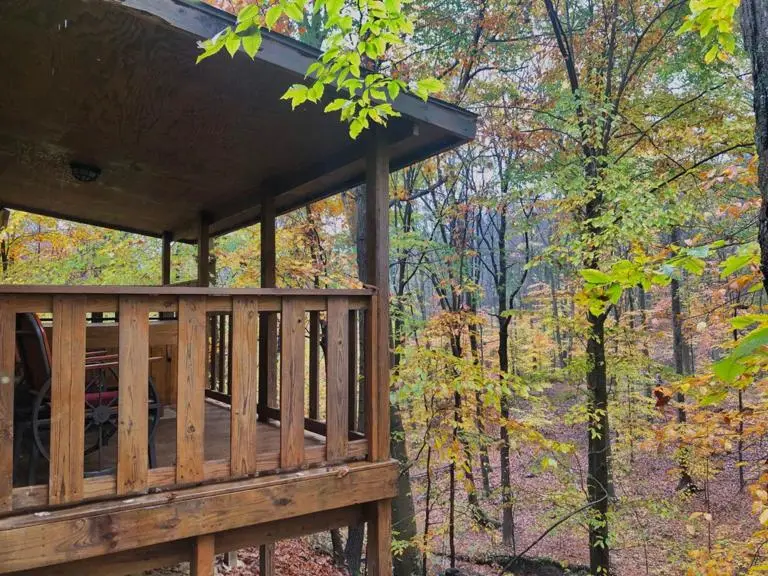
15;400;325;484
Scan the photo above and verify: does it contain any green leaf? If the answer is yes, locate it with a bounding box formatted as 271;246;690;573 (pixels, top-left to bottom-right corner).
730;314;768;330
196;37;226;64
606;283;623;305
284;1;304;22
281;84;309;109
580;269;613;285
721;252;756;278
225;32;241;57
415;77;444;96
713;355;746;383
238;4;260;22
266;5;283;29
308;81;325;102
324;98;348;112
387;81;401;101
242;33;262;59
350;118;364;139
714;326;768;382
326;0;343;17
704;44;719;64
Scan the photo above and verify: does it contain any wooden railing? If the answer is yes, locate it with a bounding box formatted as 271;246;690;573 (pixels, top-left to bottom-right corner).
0;286;376;516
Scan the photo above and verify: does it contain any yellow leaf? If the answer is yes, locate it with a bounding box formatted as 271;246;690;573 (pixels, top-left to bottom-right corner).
759;508;768;526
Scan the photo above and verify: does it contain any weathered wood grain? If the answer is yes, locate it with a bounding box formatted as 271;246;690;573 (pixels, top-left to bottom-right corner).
9;506;365;576
280;299;305;468
364;129;392;576
176;296;206;483
366;499;393;576
231;297;259;476
326;297;349;462
259;197;279;419
191;534;214;576
0;461;398;573
117;297;150;495
49;296;87;505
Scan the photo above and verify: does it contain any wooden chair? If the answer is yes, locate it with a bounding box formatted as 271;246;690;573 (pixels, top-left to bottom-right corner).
13;313;161;485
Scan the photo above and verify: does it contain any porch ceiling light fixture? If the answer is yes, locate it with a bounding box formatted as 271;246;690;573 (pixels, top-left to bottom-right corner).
70;161;101;183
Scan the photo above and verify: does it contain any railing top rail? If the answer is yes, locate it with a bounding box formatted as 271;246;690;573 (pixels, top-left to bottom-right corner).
0;285;375;297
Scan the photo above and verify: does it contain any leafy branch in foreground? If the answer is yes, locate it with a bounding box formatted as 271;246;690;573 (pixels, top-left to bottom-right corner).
197;0;444;138
678;0;740;62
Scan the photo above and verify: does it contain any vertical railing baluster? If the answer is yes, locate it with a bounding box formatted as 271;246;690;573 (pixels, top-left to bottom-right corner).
280;298;305;468
231;297;259;476
176;296;206;483
50;296;86;505
117;296;149;495
326;297;348;462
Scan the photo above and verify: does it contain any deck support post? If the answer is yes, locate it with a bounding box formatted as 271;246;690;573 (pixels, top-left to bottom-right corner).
260;542;276;576
258;195;278;419
191;534;215;576
258;196;278;574
364;127;392;576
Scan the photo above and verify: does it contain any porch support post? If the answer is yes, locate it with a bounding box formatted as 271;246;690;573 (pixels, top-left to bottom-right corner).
161;231;172;286
197;213;211;288
364;127;392;576
258;195;278;419
258;196;278;575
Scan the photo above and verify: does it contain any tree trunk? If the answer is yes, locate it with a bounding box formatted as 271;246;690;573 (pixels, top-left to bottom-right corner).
742;0;768;293
499;316;515;550
422;445;433;576
586;312;610;575
670;228;695;492
548;266;565;368
390;196;424;576
469;309;491;498
330;529;345;566
390;402;422;576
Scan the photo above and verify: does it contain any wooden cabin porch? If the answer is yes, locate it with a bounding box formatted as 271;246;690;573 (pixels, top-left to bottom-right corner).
0;286;396;575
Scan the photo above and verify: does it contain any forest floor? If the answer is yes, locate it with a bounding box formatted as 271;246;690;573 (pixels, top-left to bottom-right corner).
146;385;761;576
415;381;761;575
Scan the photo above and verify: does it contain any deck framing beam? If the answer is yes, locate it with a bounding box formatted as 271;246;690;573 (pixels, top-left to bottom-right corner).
8;506;366;576
0;461;397;574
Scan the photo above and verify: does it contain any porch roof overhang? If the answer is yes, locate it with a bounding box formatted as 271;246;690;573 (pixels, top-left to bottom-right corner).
0;0;476;242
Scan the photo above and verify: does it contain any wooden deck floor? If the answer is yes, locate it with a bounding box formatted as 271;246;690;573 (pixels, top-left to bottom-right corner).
85;400;326;473
16;401;326;483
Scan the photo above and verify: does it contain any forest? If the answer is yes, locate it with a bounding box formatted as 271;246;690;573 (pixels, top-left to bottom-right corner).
4;0;768;574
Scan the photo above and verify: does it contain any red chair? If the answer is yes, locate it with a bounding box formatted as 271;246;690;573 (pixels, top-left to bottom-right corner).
13;313;160;485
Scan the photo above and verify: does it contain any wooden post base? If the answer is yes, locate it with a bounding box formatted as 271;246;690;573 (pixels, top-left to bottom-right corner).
191;534;215;576
366;499;392;576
